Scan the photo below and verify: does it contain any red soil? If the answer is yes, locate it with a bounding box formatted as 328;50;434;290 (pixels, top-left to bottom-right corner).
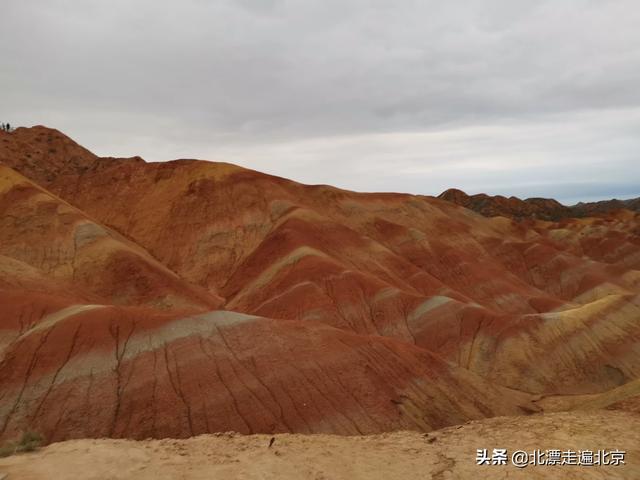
0;126;639;444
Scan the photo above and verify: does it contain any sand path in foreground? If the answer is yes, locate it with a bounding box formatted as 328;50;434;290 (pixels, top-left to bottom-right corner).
1;410;639;479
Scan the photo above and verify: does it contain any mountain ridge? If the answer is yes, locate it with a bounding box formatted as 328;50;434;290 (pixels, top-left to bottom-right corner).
0;126;639;445
439;187;640;221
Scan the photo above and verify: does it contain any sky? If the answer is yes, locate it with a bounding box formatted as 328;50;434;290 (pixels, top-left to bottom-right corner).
1;0;639;204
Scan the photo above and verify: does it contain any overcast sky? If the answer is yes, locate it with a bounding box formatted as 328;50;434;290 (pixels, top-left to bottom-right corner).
2;0;639;203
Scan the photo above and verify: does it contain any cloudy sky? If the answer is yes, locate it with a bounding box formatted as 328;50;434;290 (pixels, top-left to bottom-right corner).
2;0;639;203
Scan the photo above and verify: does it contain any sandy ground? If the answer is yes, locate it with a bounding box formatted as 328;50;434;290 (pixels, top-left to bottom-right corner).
1;410;639;479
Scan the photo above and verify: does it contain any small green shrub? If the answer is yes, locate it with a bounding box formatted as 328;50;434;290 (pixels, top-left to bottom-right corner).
0;431;44;457
18;431;43;451
0;443;15;458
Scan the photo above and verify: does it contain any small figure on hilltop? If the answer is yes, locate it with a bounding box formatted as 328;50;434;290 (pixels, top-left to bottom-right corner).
1;122;12;132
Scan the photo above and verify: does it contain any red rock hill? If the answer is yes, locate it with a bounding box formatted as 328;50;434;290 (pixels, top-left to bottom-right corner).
1;127;639;443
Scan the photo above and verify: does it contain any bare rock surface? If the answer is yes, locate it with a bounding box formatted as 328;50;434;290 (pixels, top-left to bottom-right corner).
0;126;639;447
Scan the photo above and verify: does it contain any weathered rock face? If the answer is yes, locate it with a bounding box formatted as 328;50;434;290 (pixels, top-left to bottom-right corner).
0;126;143;185
0;165;221;312
0;306;535;442
1;126;639;444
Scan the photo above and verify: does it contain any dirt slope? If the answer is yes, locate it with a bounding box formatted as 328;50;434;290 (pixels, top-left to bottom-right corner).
1;410;639;479
0;164;221;312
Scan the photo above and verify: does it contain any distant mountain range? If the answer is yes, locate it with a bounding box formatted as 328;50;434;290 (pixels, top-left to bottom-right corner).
439;188;640;221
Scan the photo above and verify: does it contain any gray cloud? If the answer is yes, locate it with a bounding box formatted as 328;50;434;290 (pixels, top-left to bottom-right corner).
1;0;639;202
